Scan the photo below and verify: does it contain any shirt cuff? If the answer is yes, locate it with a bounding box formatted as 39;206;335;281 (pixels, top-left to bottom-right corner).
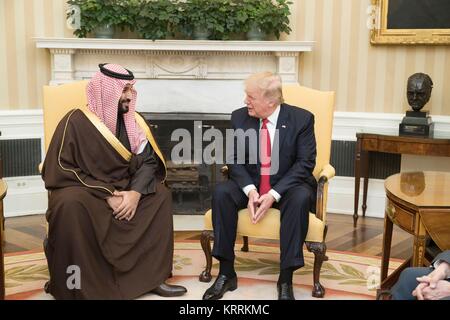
433;260;442;269
243;184;257;197
269;189;281;202
433;260;450;279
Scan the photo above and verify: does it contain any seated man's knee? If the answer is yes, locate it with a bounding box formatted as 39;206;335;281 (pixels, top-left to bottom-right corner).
52;188;87;208
399;267;430;283
213;181;235;200
286;186;311;207
391;267;431;300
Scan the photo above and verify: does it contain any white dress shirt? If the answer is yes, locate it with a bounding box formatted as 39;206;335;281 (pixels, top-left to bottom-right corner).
242;105;282;202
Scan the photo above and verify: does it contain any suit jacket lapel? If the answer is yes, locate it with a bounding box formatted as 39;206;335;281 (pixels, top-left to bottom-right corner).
247;116;260;167
275;104;289;156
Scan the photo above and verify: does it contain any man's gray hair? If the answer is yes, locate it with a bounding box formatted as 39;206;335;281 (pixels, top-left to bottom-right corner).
245;72;284;105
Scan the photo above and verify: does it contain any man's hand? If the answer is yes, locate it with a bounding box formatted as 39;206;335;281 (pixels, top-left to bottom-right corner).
416;262;450;289
113;190;141;221
253;193;275;224
421;280;450;300
412;282;428;300
106;195;122;212
413;262;450;299
247;189;259;223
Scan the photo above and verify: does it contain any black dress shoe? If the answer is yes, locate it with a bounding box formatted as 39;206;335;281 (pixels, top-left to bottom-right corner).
151;282;187;297
202;274;237;300
44;281;51;293
277;283;295;300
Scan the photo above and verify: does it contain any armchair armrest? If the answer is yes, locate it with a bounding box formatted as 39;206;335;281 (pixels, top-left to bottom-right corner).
319;164;335;181
315;164;335;222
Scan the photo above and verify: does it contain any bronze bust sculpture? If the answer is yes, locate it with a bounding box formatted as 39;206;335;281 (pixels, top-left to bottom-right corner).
399;73;434;138
407;73;433;112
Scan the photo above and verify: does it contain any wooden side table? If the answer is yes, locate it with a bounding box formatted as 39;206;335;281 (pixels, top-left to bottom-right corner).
0;179;7;300
354;133;450;228
379;171;450;291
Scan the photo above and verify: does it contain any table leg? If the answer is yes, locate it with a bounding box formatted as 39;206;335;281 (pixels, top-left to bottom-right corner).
353;138;362;228
380;212;393;283
412;215;427;267
362;151;369;217
379;258;411;291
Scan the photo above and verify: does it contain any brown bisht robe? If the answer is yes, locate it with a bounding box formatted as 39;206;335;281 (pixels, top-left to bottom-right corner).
42;108;173;300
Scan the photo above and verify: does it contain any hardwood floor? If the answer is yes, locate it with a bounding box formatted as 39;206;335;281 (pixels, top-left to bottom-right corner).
3;213;413;259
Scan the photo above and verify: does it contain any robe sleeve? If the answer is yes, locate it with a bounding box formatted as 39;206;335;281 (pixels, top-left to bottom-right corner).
129;142;158;195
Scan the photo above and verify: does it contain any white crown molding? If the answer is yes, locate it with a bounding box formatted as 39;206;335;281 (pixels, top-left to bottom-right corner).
332;111;450;141
0;109;44;140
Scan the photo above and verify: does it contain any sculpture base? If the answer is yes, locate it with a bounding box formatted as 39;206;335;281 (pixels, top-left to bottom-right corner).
399;122;434;138
406;110;428;118
399;110;433;138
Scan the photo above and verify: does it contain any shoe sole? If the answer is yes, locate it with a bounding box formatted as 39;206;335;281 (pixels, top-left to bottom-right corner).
152;290;187;297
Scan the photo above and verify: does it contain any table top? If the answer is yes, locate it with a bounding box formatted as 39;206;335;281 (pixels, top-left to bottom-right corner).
0;179;6;200
357;130;450;141
385;171;450;208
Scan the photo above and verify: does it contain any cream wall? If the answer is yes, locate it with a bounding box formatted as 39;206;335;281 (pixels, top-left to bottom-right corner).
286;0;450;116
0;0;74;110
1;0;450;115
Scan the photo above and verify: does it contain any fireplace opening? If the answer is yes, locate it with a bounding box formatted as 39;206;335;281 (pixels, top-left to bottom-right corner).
142;112;231;215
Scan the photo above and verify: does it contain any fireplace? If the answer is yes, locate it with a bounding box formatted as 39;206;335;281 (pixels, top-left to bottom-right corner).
36;38;312;217
143;112;231;215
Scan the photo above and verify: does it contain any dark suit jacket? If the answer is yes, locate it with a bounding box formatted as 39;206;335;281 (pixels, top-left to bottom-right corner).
227;103;317;207
432;250;450;266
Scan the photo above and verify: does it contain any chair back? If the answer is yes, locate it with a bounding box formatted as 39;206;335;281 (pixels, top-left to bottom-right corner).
42;80;89;152
282;84;335;179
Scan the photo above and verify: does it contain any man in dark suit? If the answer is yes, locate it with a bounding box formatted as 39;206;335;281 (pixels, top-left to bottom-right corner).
391;250;450;300
202;72;317;300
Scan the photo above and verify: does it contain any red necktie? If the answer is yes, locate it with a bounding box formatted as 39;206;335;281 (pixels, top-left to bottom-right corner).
259;118;271;195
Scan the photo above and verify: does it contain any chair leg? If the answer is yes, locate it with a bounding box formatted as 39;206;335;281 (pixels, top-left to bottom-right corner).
241;236;249;252
199;230;214;282
305;241;328;298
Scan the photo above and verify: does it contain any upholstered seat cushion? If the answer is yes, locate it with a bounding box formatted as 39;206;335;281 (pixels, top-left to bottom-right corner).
204;208;325;243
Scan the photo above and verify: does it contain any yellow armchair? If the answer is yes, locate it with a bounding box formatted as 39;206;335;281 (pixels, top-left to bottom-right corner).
40;81;89;238
199;84;335;298
42;81;89;153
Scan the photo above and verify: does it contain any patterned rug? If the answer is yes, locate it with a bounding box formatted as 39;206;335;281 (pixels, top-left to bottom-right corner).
4;241;403;300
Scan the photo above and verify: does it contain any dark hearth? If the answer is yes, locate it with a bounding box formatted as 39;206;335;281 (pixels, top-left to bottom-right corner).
142;113;231;215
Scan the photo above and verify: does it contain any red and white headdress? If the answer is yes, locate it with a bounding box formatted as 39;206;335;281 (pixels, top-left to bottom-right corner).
86;63;146;154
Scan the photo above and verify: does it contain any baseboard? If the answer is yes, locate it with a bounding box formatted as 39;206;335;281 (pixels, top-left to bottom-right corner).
2;176;48;218
327;176;386;219
173;215;204;231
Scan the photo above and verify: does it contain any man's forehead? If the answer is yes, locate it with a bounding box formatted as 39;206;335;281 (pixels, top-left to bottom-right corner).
245;85;261;95
407;79;427;91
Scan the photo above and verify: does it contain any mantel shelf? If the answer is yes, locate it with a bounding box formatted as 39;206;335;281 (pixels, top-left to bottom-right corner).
35;37;314;53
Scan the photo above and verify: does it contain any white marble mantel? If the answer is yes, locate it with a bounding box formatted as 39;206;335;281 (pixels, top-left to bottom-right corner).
35;38;314;113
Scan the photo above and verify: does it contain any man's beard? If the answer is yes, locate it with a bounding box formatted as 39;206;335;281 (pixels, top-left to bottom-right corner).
118;99;130;114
